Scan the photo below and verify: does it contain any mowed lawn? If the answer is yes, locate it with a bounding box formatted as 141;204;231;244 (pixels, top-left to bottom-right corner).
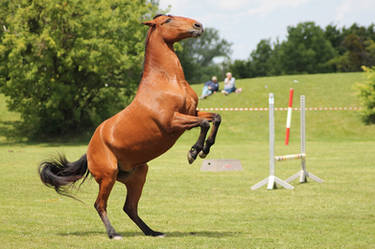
0;72;375;248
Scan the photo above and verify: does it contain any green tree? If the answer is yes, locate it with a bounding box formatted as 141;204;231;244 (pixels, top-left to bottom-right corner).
365;39;375;66
325;23;375;72
176;27;232;83
229;59;253;79
357;66;375;124
230;39;283;79
280;22;336;74
331;34;366;71
0;0;158;139
324;24;346;55
249;39;274;77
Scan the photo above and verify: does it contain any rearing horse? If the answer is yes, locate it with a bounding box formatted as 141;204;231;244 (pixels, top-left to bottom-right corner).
39;15;221;239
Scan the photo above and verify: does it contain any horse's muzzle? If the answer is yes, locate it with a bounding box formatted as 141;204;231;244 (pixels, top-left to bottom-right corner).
191;29;203;37
190;22;204;37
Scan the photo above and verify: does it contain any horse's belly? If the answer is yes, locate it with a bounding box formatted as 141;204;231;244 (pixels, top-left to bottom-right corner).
108;122;184;166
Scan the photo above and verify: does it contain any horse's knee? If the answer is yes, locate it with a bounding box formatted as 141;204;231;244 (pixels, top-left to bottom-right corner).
201;119;210;130
214;114;221;126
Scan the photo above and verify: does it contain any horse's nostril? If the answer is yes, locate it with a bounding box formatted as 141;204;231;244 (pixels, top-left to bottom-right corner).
194;23;202;29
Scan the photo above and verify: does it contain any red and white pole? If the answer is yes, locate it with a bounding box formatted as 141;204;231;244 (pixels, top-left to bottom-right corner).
285;88;294;145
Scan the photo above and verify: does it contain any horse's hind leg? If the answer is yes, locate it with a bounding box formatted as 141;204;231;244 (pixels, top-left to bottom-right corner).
171;112;210;164
188;119;210;164
117;163;164;237
194;112;221;159
199;113;221;158
88;140;121;240
93;172;122;240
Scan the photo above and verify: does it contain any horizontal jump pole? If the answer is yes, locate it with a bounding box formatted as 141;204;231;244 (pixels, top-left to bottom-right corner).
275;153;306;161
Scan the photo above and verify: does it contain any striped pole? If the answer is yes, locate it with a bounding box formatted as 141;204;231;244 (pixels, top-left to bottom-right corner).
275;153;306;161
285;88;294;145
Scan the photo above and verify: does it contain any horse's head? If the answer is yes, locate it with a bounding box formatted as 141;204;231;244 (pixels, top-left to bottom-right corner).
143;14;204;43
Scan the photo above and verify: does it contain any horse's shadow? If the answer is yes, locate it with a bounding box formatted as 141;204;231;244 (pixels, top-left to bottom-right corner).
167;231;239;238
58;230;239;238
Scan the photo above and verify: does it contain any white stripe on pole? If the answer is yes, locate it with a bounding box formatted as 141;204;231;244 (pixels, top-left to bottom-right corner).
286;107;293;128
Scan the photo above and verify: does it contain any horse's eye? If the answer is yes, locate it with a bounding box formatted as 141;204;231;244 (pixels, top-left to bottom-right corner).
165;18;172;24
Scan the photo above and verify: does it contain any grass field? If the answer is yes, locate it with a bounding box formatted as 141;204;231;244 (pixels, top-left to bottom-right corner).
1;72;375;248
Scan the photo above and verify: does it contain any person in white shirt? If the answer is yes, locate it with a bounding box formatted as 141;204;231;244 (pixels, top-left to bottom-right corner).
222;72;242;95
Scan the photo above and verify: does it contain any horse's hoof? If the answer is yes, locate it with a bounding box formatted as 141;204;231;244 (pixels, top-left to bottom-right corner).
110;233;123;240
187;151;195;164
199;151;207;158
112;235;123;240
153;232;166;238
147;231;165;237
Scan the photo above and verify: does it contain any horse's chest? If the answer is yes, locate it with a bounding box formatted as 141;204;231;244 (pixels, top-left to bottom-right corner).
178;83;198;115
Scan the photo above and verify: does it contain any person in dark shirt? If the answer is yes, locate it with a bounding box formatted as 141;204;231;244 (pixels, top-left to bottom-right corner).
200;76;219;99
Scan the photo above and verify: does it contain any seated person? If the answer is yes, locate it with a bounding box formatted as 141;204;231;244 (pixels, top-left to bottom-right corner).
222;72;242;95
200;76;219;99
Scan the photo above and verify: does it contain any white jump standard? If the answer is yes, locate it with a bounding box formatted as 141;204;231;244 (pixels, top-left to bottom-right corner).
285;95;323;184
251;93;323;191
251;93;294;190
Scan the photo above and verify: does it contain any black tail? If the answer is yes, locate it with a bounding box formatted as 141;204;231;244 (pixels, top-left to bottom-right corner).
38;154;89;199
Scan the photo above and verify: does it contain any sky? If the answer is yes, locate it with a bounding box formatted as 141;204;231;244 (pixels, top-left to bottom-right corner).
158;0;375;60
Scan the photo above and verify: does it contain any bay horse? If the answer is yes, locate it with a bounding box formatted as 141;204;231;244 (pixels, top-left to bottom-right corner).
39;14;221;240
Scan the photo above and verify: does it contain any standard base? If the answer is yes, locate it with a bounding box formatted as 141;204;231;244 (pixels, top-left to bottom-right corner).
251;175;294;190
285;170;324;183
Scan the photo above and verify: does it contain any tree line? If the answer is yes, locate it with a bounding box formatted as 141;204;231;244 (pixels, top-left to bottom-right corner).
177;22;375;84
228;22;375;79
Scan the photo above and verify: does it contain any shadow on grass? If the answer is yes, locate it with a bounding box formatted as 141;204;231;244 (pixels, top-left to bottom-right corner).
166;231;241;238
58;230;240;238
58;231;143;237
0;121;25;143
0;120;91;147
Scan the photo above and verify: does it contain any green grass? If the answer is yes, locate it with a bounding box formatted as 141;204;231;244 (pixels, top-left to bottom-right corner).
191;72;375;142
1;72;375;248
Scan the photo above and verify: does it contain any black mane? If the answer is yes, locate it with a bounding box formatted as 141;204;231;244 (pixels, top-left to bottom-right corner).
153;14;173;19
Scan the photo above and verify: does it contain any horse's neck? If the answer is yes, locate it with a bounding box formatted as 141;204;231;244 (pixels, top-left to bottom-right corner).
142;30;185;82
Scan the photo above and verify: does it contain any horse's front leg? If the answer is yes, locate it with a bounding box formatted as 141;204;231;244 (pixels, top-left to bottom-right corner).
171;112;210;164
196;112;221;159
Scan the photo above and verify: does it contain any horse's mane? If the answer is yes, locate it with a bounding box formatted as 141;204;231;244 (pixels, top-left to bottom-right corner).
140;14;174;80
153;14;173;19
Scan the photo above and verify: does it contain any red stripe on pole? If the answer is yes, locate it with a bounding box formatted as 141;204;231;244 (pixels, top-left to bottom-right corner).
285;88;294;145
285;128;290;145
288;88;294;108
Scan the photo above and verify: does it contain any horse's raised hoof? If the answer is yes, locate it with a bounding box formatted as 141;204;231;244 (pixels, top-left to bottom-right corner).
199;151;207;159
187;151;196;164
188;147;199;164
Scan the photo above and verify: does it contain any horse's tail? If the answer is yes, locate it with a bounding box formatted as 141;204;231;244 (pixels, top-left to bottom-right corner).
38;154;89;200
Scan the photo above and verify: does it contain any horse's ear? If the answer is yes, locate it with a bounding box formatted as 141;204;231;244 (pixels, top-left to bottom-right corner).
143;20;156;27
